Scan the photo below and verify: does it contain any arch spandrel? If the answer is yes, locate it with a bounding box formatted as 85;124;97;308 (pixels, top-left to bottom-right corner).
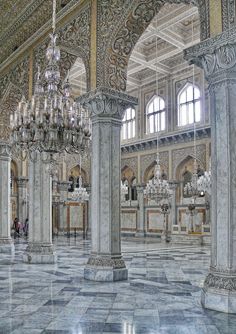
96;0;210;91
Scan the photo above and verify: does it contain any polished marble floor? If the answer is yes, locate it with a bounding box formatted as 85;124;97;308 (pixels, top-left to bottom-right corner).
0;236;235;334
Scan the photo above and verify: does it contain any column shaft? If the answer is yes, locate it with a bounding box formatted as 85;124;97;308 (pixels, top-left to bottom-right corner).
23;154;56;263
78;87;137;281
0;144;14;252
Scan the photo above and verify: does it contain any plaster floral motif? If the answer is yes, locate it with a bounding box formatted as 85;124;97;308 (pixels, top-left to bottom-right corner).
121;157;138;177
205;272;236;291
96;0;209;91
77;87;137;120
88;257;126;269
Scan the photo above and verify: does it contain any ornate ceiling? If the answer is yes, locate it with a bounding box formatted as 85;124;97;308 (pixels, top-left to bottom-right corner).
69;2;200;94
0;0;74;65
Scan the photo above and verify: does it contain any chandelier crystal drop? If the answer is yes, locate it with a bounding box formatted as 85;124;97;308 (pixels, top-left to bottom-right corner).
197;164;211;195
144;153;172;203
70;155;89;203
121;181;128;202
10;0;91;159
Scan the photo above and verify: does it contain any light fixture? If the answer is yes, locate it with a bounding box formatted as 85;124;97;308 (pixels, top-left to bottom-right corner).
197;162;211;195
144;33;172;204
121;181;128;202
10;0;91;160
70;155;89;203
183;17;200;202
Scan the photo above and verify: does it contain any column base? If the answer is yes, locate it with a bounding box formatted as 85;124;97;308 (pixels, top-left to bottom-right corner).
84;256;128;282
0;238;14;253
201;272;236;313
23;243;57;264
161;232;171;243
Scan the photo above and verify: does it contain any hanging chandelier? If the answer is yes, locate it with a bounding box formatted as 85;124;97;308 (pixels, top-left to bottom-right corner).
144;153;172;203
184;167;199;199
70;155;89;203
10;0;91;159
70;176;89;202
121;181;128;202
197;164;211;195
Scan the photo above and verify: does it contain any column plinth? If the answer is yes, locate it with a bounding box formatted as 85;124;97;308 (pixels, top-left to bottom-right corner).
78;87;137;281
185;29;236;313
23;242;56;264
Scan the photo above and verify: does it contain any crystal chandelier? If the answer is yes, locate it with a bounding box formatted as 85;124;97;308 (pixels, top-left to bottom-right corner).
70;156;89;203
121;181;128;202
197;163;211;195
144;153;172;203
144;33;172;204
184;166;199;199
10;0;91;159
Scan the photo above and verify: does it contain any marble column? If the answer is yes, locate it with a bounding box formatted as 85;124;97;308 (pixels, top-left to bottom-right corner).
135;184;145;237
78;87;137;281
23;154;56;264
185;29;236;313
17;177;28;224
0;143;14;253
57;181;69;234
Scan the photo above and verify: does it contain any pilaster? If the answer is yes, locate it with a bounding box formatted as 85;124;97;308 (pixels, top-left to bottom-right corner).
23;154;56;264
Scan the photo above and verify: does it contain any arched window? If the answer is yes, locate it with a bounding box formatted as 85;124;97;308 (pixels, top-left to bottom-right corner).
146;96;166;134
178;83;201;126
122;108;135;140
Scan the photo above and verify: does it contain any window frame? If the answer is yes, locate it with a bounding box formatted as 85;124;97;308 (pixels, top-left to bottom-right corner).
121;107;136;141
146;95;166;134
177;83;201;127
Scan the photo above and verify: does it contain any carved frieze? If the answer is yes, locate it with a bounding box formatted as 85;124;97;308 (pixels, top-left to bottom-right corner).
204;272;236;291
87;256;126;269
0;0;78;65
0;56;29;101
121;157;138;177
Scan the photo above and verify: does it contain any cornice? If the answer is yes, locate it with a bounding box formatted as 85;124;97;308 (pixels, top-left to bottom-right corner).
121;126;211;154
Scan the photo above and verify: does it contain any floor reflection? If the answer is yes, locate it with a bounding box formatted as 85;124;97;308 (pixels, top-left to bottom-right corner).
0;236;234;333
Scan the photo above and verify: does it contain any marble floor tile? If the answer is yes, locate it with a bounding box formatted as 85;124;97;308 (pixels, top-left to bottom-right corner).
0;236;235;334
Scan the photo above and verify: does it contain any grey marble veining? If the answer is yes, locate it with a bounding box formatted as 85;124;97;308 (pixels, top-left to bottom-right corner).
0;236;235;333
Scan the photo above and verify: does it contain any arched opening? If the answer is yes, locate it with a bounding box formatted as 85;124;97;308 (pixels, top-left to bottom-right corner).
144;160;167;184
67;57;87;97
121;166;136;201
68;164;88;192
101;0;207;92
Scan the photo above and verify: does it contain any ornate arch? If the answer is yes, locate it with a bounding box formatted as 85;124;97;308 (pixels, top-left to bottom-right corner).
121;165;136;185
97;0;209;91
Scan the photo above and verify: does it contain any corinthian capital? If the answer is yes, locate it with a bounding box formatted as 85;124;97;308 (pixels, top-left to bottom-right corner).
76;87;137;120
184;27;236;84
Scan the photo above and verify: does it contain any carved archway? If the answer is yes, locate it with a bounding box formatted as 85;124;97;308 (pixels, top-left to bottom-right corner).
121;165;136;185
97;0;209;91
